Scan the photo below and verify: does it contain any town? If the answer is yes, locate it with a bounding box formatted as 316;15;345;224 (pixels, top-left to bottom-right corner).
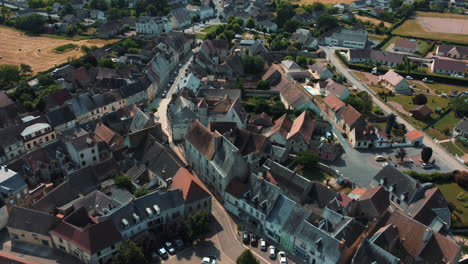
0;0;468;263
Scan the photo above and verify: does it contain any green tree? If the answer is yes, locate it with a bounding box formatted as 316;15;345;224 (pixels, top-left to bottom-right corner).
450;97;468;117
0;65;20;88
38;75;55;87
236;250;259;264
400;3;415;17
294;151;318;169
19;64;32;76
246;17;255;31
412;94;427;105
275;0;295;27
385;113;396;135
316;14;338;32
15;13;46;33
114;240;147;264
421;147;433;163
134;189;150;198
390;0;402;9
186;210;210;241
310;2;325;11
296;56;307;68
357;91;372;113
242;56;265;74
283;19;300;33
270;101;287;119
88;0;109;10
114;174;132;190
395;148;407;162
256;80;270;90
97;58;115;68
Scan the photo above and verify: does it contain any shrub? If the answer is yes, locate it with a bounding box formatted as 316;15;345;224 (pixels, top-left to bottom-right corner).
454;170;468;188
404;170;453;184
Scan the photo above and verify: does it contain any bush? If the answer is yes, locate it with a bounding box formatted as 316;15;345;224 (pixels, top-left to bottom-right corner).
256;80;270;90
412;94;427;105
53;43;78;53
404;170;453;184
454;171;468;188
15;13;45;33
114;174;132;191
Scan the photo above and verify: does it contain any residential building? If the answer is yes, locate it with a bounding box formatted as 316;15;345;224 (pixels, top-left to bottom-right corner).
231;40;269;59
264;114;293;148
431;58;466;77
178;73;201;94
167;96;198;142
136;16;172;36
63;127;100;168
290;28;318;49
0;166;29;209
314;78;350;100
170;9;192;30
346;49;404;67
321;93;345;120
186;4;214;19
379;69;412;95
453;117;468;138
0;198;7;229
276;78;315;110
404;130;424;147
21;122;57;151
308;61;333;80
410;105;432;120
46;106;77;132
394;39;418;53
436;44;468;59
325;29;368;49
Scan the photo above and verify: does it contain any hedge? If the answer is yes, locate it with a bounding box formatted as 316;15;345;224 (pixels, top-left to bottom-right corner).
404;170;454;184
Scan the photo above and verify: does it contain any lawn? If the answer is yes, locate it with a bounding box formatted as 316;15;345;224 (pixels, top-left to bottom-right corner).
426;83;468;94
355;15;392;28
353;71;369;81
202;25;222;34
381;36;398;50
416;40;432;55
53;43;78;53
388;95;451;112
436;183;468;228
392;19;468;45
444;142;464;156
426;127;450;141
432;111;460;135
301;167;329;182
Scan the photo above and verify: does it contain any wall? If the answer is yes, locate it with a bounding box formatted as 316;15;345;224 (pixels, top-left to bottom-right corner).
8;227;53;247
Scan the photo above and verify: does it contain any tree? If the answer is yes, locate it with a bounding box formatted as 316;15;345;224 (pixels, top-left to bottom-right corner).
186;209;210;241
385;113;396;135
270;101;287;119
421;147;433;163
400;3;415;17
114;174;132;191
98;58;115;68
146;4;157;16
294;151;318;169
15;13;46;33
450;97;468;117
454;171;468;188
236;250;260;264
114;240;147;264
316;14;338;33
296;56;307;68
283;19;300;33
20;64;32;76
134;189;150;198
395;148;407;162
256;80;270;90
242;56;265;74
390;0;402;9
275;0;295;27
357;91;372;113
38;75;55;87
246;17;255;31
310;2;325;11
0;65;20;88
412;94;427;105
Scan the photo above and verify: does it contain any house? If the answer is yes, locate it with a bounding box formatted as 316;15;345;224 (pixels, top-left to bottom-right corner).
20;121;57;152
286;112;316;152
63;127;101;168
431;58;466;77
371;165;420;209
349;186;390;220
185;120;249;198
315;78;350;100
308;61;333;80
325;28;368;49
349;122;380;148
350;0;367;8
276;78;314;110
90;9;107;22
342;11;354;21
0;166;29;209
453;117;468;138
336;104;365;134
394;39;418;53
186;4;214;19
346;49;404;67
264;114;293;148
0;198;7;229
322;93;346;120
281;60;301;72
436;44;468;59
178;73;201;93
232;40;269;59
405;130;424;147
351;239;401;264
410;105;432;120
309;141;342;161
379;69;411;95
170;9;192;30
256;20;278;32
290;28;318;49
136;16;172;36
7;206;59;246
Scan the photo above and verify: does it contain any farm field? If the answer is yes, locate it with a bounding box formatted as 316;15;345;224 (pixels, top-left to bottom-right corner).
0;26;116;73
355;15;392;28
392;12;468;44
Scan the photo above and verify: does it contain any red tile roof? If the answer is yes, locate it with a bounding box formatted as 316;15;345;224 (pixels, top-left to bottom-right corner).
338;105;363;128
287;111;315;144
267;114;293;138
323;93;345;112
186;120;216;160
94;123;117;144
395;39;418;50
170;168;211;203
405;130;424;141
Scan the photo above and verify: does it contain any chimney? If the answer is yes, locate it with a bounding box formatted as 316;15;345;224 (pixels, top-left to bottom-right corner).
338;239;346;251
423;228;432;243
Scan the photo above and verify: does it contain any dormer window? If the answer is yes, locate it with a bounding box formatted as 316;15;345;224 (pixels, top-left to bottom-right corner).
133;213;140;223
122;218;129;229
146;208;153;217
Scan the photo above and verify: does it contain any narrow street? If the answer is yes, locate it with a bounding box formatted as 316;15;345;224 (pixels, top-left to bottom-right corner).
322;46;467;171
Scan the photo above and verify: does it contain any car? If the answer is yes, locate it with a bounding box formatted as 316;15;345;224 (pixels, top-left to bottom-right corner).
201;257;216;264
382;162;389;167
260;239;267;251
421;163;434;169
242;232;250;244
158;247;168;259
278;251;287;264
250;235;258;247
175;239;184;249
406;76;413;80
165;241;176;254
390;161;398;167
269;245;276;259
441;93;447;97
375;156;386;162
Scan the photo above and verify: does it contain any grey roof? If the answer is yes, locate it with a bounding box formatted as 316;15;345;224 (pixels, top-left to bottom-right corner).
351;239;400;264
31;181;80;214
266;194;296;227
0;167;27;198
71;190;122;217
47;106;76;128
330;29;368;43
196;89;242;99
455;117;468;134
373;165;420;204
283;204;311;235
7;206;60;235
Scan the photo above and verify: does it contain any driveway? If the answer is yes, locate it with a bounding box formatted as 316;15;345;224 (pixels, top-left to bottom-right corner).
321;46;467;172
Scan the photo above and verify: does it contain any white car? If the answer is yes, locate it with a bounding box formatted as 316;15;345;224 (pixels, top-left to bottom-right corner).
201;257;216;264
406;76;413;80
269;245;276;259
260;239;267;251
278;251;287;264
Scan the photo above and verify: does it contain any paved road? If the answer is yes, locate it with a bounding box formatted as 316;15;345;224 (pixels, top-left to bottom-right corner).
322;46;467;172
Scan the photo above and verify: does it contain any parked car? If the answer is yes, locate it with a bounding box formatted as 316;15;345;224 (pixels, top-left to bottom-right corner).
158;248;168;259
165;241;176;254
269;246;276;259
375;155;386;162
421;163;434;169
406;76;413;80
242;232;250;244
201;257;216;264
278;251;287;264
260;239;267;251
422;77;434;83
250;235;258;247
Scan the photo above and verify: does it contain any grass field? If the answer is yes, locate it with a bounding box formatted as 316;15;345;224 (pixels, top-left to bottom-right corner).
392;16;468;44
432;112;461;134
291;0;354;5
0;26;116;73
416;11;468;19
381;36;398;50
388;95;451;112
355;15;392;28
53;43;78;54
427;83;468;94
436;183;468;228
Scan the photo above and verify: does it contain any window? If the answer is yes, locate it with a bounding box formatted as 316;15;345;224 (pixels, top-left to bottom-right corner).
204;201;208;207
92;149;95;154
16;193;21;199
42;240;49;246
51;134;55;139
45;136;49;142
80;153;84;158
82;161;86;166
93;157;96;161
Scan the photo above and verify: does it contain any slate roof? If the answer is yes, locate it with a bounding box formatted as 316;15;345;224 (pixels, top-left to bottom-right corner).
170;168;211;203
0;167;27;198
437;44;468;56
395;39;417;50
372;165;419;204
46;106;76;128
281;60;301;71
432;58;466;72
266;194;296;227
351;239;400;264
455;116;468;134
405;187;449;227
7;206;60;235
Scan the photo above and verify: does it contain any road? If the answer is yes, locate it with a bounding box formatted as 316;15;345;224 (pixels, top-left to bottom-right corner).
322;46;467;172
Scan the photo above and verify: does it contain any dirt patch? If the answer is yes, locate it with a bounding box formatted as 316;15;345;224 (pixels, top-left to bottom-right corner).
355;15;392;28
0;26;117;73
416;16;468;35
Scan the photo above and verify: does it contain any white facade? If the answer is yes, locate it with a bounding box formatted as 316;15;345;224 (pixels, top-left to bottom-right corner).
136;16;172;36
